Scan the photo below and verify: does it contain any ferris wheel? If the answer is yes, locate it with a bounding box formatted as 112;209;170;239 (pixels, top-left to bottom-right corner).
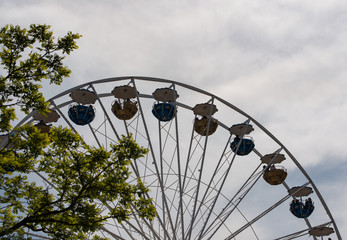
16;76;340;239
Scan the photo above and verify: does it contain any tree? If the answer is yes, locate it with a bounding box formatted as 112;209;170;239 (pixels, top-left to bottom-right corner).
0;24;156;239
0;24;80;131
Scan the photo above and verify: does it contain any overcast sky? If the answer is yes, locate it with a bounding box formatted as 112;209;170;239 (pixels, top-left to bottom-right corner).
1;0;346;238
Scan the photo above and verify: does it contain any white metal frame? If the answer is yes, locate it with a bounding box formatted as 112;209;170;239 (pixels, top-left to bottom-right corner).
15;76;341;240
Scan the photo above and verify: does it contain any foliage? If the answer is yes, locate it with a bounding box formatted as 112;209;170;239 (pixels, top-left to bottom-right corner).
0;127;155;239
0;24;81;131
0;25;156;239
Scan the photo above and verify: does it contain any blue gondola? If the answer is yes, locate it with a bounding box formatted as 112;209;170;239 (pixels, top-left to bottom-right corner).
290;199;314;218
230;137;255;156
68;105;95;125
152;103;176;122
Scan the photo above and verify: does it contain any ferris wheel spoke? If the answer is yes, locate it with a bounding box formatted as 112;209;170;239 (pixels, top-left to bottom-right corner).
128;205;162;240
186;98;220;240
100;225;127;240
160;120;176;148
90;84;120;141
110;86;170;239
277;221;334;240
33;170;60;193
90;119;118;146
194;135;234;208
173;107;185;239
104;199;155;239
108;222;136;240
84;203;124;239
50;100;78;133
182;190;234;239
202;164;263;238
138;189;172;240
25;232;51;239
182;133;206;194
209;150;236;190
87;123;102;148
195;136;232;206
218;181;311;240
223;192;294;240
195;135;238;239
209;176;262;236
157;120;166;234
158;118;183;239
121;219;152;240
273;228;313;240
122;117;144;184
132;79;178;240
138;173;172;240
128;107;184;238
156;123;180;239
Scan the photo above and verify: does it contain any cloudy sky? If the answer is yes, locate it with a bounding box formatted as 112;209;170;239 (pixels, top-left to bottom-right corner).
1;0;346;238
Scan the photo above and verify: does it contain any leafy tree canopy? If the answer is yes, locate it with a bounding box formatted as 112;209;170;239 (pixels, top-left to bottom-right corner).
0;24;81;131
0;24;156;239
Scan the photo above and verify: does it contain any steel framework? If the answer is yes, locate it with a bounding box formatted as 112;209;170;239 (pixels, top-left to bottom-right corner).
17;76;341;240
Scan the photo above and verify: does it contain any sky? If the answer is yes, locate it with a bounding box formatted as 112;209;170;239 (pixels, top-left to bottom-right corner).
1;0;346;239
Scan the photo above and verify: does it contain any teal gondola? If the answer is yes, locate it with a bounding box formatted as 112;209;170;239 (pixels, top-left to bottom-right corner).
230;137;255;156
68;105;95;125
152;103;176;122
290;198;314;218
